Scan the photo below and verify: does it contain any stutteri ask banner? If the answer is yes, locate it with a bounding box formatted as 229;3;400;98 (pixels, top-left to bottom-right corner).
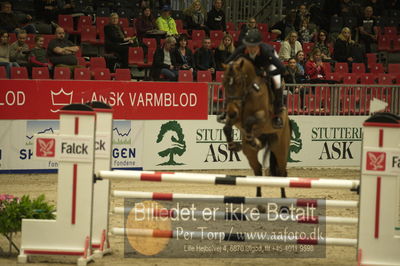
0;80;208;120
142;116;368;170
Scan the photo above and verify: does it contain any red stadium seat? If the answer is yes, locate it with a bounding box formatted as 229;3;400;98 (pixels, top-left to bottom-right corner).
377;74;394;84
89;57;107;70
226;22;235;31
128;47;145;66
53;67;70;80
334;62;349;73
92;68;111;80
359;74;377;84
142;38;157;49
74;68;91;80
388;63;400;74
0;66;7;79
192;30;206;41
32;67;50;79
197;70;212;82
369;63;384;74
210;30;224;41
114;68;131;81
96;17;109;34
11;67;28;79
178;70;193;82
342;73;359;84
352;63;366;73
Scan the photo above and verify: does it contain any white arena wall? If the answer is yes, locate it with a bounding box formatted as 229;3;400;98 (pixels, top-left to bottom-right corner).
0;115;368;173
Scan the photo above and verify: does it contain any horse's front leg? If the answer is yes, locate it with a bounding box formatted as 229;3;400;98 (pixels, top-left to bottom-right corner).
223;109;242;152
244;115;262;149
223;124;242;152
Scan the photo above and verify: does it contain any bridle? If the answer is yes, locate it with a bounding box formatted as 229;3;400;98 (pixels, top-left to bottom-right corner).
224;65;252;106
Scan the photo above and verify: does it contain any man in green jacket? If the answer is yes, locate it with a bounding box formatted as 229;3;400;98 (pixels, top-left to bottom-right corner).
156;5;178;37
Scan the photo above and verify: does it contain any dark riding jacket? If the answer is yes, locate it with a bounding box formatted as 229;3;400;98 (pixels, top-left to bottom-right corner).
226;43;285;77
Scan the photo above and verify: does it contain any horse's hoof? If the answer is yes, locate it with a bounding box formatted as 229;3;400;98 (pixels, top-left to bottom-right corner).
256;205;266;213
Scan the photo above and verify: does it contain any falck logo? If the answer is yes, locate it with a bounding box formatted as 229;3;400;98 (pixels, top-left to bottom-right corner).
36;138;56;157
50;88;73;113
366;151;386;171
156;121;186;166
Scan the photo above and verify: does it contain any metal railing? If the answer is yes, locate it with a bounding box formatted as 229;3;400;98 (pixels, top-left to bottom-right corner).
171;0;283;24
207;83;400;116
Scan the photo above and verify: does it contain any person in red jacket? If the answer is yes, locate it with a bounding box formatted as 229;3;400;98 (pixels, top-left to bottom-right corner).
305;48;326;82
29;35;52;69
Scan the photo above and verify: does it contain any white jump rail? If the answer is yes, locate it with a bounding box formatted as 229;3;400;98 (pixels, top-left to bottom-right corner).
97;170;360;190
112;190;359;208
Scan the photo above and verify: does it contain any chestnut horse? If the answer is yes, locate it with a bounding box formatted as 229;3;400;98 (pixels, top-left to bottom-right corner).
222;57;291;199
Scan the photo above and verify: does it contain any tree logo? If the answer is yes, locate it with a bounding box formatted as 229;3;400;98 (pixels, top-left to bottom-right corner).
288;119;303;163
156;121;186;166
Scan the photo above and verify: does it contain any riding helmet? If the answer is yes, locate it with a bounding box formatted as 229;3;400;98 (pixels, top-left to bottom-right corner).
243;29;262;46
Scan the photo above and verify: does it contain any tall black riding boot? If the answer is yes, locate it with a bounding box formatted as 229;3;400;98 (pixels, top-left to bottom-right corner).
272;89;284;129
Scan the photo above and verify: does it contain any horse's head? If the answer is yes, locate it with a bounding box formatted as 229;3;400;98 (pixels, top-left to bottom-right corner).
222;57;258;121
223;57;256;100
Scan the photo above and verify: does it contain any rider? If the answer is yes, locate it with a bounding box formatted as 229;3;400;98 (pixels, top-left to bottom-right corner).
219;29;286;129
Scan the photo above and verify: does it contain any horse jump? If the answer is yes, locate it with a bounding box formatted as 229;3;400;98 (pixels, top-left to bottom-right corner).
17;104;400;266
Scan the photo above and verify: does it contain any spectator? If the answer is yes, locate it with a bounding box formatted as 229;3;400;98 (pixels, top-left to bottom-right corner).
135;7;159;41
333;27;358;63
283;57;306;107
271;9;297;41
305;48;331;82
323;0;360;18
313;30;333;61
238;17;258;45
283;57;306;85
358;6;378;53
173;34;195;72
194;36;216;75
105;13;139;68
295;50;306;75
183;0;209;36
0;30;19;78
34;0;58;24
362;0;384;17
29;35;52;69
207;0;226;31
278;31;303;61
0;2;36;33
295;4;310;29
47;27;79;67
9;30;29;67
298;18;317;43
214;33;234;71
151;36;177;81
156;5;178;37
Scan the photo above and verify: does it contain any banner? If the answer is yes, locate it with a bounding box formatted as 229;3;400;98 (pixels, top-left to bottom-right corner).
142;116;367;170
0;80;208;120
0;119;145;173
